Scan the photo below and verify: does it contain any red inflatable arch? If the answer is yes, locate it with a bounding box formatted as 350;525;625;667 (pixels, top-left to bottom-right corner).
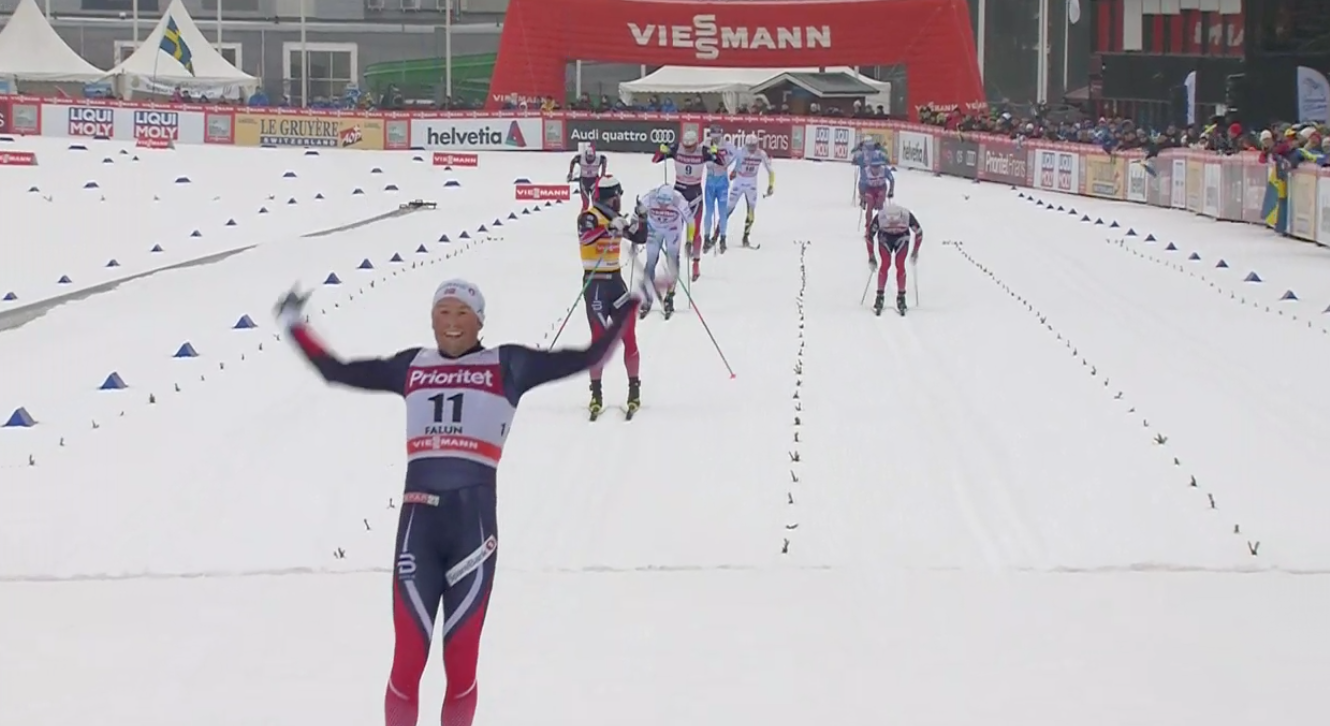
487;0;983;118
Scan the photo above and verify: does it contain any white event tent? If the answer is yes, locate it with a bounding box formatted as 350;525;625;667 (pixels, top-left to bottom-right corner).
0;0;107;84
106;0;257;99
620;66;891;112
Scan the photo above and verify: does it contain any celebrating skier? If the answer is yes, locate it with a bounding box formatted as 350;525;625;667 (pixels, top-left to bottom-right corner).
702;125;736;253
723;133;774;250
652;128;719;282
639;182;692;319
577;175;644;418
868;201;923;316
853;137;895;268
274;277;641;726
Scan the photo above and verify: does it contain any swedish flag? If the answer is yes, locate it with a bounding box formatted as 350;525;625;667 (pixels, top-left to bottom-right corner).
159;17;194;75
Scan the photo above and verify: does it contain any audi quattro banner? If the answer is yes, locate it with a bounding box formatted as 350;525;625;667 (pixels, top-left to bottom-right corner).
977;140;1030;186
410;117;543;151
896;130;934;171
1033;148;1079;194
938;136;977;178
565;117;680;154
803;122;855;162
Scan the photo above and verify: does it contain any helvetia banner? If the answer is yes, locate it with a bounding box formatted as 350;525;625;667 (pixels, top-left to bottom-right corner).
565;117;680;154
896;130;934;171
410;118;543;150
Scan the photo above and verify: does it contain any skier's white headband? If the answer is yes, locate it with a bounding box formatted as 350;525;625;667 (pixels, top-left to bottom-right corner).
432;279;485;325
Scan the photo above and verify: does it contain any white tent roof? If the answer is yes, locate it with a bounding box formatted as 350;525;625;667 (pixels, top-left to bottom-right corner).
0;0;107;82
108;0;255;84
620;66;890;111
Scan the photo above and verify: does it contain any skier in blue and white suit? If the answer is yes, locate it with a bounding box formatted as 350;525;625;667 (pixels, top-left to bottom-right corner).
637;183;692;318
702;125;737;254
853;136;896;267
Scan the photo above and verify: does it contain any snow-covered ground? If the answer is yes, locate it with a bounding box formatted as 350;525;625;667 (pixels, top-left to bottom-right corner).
1;139;1328;726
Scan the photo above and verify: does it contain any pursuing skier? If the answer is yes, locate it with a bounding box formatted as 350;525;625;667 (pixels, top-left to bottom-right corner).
577;175;644;418
723;133;774;249
567;144;607;209
274;277;641;726
639;182;691;319
868;201;923;316
852;136;895;268
652;128;719;282
702;125;736;253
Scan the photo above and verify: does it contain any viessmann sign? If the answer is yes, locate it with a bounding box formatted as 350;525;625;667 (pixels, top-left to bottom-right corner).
627;15;831;61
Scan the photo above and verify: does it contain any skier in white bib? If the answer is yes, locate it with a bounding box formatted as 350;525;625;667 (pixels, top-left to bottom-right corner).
275;278;642;726
637;183;692;319
722;133;774;249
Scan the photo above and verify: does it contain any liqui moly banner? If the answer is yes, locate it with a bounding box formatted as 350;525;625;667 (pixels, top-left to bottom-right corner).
804;123;855;162
67;106;114;138
133;110;179;144
1034;148;1078;194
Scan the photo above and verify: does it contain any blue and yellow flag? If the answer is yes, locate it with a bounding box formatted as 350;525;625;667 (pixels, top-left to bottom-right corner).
159;17;194;75
1261;164;1288;233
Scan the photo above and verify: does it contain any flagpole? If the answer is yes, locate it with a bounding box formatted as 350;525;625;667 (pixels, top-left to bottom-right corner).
132;0;139;45
217;0;223;49
445;0;453;98
1062;0;1070;96
299;0;308;107
1036;0;1049;104
976;0;985;80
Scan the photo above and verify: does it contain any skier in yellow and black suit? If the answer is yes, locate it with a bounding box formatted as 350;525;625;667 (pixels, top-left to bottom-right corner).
576;175;643;420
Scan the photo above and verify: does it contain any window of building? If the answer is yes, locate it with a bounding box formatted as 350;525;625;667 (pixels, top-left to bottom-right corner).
83;0;159;10
202;0;261;10
283;42;358;105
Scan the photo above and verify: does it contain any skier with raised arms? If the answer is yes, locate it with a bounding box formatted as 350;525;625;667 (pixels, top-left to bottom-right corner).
274;276;641;726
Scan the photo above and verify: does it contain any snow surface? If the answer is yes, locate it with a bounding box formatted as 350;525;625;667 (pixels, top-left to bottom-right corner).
2;140;1329;725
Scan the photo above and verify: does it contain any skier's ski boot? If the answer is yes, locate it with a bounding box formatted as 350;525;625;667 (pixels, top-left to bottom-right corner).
718;235;728;254
868;256;878;269
873;291;885;316
662;291;675;318
685;241;695;258
638;296;653;320
626;377;642;419
702;233;716;254
741;232;751;248
896;291;908;315
589;380;605;420
691;258;701;282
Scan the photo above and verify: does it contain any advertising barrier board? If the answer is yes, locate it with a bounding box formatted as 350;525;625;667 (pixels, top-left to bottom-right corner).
978;141;1029;185
938;136;978;178
234;112;385;149
565;117;679;154
707;119;797;159
0;98;1324;260
897;130;934;171
804;123;855;162
433;152;479;167
410;118;542;151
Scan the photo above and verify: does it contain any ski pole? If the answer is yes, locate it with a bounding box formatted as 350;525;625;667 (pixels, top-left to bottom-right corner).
860;266;875;306
548;250;607;349
669;278;735;378
911;258;920;308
